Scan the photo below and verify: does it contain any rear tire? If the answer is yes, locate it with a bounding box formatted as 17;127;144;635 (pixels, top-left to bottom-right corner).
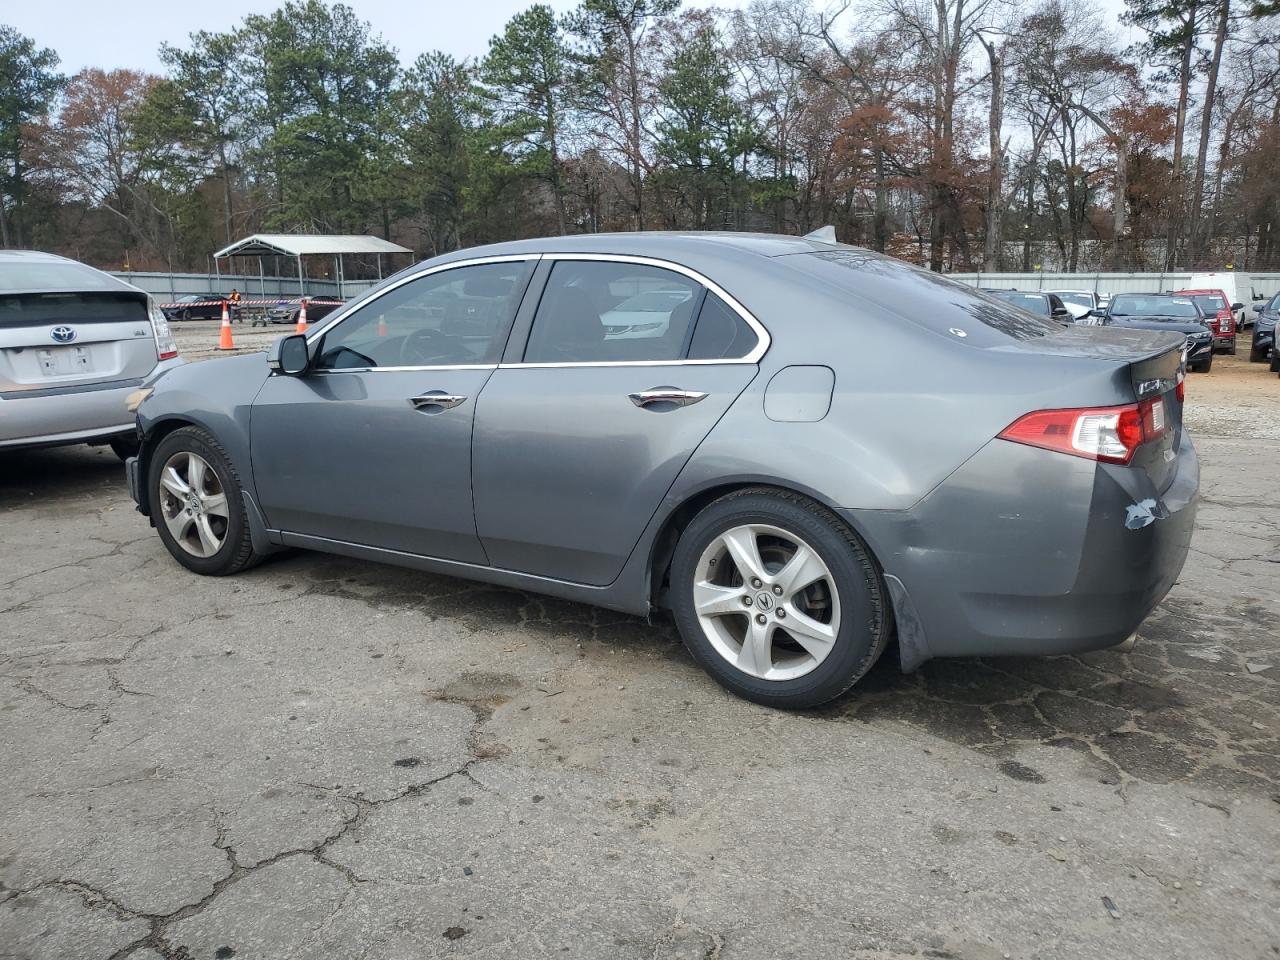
1271;350;1280;373
148;426;263;576
1227;339;1237;356
1251;347;1267;363
669;488;891;709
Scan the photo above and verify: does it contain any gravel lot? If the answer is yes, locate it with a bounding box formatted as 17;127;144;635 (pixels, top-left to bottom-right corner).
1;330;1278;960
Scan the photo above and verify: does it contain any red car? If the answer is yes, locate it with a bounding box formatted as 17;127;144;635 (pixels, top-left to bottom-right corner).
1174;288;1237;354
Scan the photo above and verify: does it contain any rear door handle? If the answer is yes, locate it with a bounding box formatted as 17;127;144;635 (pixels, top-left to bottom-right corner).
628;387;708;409
409;391;467;410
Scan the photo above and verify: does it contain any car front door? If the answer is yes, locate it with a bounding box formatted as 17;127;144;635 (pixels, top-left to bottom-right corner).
250;257;536;563
471;255;767;586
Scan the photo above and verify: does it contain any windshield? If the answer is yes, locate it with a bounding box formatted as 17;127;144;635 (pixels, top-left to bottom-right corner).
989;291;1051;315
1109;295;1199;319
1054;293;1094;308
1189;294;1226;312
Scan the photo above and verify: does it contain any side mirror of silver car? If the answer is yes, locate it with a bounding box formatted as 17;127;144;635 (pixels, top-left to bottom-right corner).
268;334;310;376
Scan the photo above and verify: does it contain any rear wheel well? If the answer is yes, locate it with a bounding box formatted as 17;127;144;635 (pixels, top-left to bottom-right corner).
647;482;877;611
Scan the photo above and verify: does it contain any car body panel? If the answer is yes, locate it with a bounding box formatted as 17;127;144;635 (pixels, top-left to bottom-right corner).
1252;294;1278;359
250;367;495;563
129;233;1198;672
472;363;756;585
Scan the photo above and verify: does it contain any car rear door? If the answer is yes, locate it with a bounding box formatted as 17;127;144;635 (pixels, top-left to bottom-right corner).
471;255;766;586
250;257;536;563
0;290;160;398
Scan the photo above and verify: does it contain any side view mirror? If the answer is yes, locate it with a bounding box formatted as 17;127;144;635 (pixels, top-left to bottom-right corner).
1232;302;1244;311
1254;304;1264;313
1086;308;1105;318
268;334;311;375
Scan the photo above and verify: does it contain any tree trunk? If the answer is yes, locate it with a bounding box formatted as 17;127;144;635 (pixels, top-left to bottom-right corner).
1166;5;1198;269
981;36;1003;272
1188;0;1229;266
1112;132;1129;270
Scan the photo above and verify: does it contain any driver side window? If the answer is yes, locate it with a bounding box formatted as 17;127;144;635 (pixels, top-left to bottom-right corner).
316;260;533;370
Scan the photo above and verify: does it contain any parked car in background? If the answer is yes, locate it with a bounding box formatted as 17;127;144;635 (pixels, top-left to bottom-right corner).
162;294;230;322
1186;272;1247;327
1251;292;1278;368
126;233;1196;709
266;299;344;325
0;250;183;459
983;289;1075;324
1173;288;1238;354
1098;293;1215;371
1047;289;1106;321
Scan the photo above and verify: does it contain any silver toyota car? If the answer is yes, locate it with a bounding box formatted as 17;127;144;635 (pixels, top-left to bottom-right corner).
1;250;182;459
126;233;1197;708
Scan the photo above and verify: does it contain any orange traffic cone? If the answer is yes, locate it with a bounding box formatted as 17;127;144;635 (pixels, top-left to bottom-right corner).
295;298;309;334
377;316;388;337
217;300;236;350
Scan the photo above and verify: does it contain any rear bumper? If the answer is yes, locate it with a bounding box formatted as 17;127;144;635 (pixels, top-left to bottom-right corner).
0;359;182;449
846;434;1198;668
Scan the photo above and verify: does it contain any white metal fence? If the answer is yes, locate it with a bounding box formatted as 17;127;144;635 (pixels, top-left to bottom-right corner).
947;271;1280;300
110;268;1280;306
108;271;380;301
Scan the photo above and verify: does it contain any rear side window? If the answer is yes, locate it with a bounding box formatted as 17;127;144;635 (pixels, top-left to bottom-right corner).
688;293;759;359
523;261;702;363
0;292;147;329
785;250;1061;346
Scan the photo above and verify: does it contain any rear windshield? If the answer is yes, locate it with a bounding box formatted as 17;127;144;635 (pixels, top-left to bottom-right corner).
0;292;148;328
784;250;1061;345
989;291;1050;315
1110;295;1199;318
0;260;126;293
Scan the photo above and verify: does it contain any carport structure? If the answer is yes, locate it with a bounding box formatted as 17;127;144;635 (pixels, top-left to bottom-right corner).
212;234;413;298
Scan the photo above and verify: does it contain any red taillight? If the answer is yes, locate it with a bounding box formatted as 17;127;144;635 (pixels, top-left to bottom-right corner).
1176;371;1185;403
999;398;1166;465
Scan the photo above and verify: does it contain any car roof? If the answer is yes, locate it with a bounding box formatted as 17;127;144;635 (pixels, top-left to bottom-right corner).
0;249;142;296
431;231;846;265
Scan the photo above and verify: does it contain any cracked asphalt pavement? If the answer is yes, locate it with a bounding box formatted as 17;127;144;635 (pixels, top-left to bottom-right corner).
1;344;1278;960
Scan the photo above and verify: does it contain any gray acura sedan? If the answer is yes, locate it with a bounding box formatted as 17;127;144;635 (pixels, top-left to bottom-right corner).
125;233;1197;708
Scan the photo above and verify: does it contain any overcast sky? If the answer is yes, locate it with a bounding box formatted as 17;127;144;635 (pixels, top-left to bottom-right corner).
7;0;1134;75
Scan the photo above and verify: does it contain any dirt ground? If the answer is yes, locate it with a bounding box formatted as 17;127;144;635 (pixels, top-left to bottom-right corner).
1;326;1277;960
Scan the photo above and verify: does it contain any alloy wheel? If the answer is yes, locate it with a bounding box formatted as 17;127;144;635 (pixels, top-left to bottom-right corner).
692;523;841;682
158;451;229;558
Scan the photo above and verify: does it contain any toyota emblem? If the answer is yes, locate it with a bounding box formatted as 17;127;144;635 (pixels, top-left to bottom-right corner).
50;325;77;344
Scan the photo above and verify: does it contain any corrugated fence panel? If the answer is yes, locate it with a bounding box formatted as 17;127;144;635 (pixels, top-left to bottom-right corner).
948;272;1280;298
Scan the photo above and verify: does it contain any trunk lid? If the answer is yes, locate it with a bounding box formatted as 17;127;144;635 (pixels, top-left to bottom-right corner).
998;324;1186;492
0;291;158;394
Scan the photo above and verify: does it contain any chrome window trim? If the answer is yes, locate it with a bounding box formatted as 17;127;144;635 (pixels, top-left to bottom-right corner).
512;252;769;368
310;364;497;374
303;253;541;347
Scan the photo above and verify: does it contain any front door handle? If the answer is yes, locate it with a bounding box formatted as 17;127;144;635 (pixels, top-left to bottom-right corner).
628;387;708;409
409;391;467;410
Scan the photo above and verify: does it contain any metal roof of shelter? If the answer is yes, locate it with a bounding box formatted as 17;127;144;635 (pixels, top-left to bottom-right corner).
213;234;411;259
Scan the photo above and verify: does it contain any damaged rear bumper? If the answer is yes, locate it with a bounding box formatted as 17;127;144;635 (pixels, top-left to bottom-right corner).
845;434;1198;670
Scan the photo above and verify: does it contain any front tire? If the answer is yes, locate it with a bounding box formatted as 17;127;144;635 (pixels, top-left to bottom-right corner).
669;488;891;709
148;426;263;576
1195;353;1214;373
1271;350;1280;373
